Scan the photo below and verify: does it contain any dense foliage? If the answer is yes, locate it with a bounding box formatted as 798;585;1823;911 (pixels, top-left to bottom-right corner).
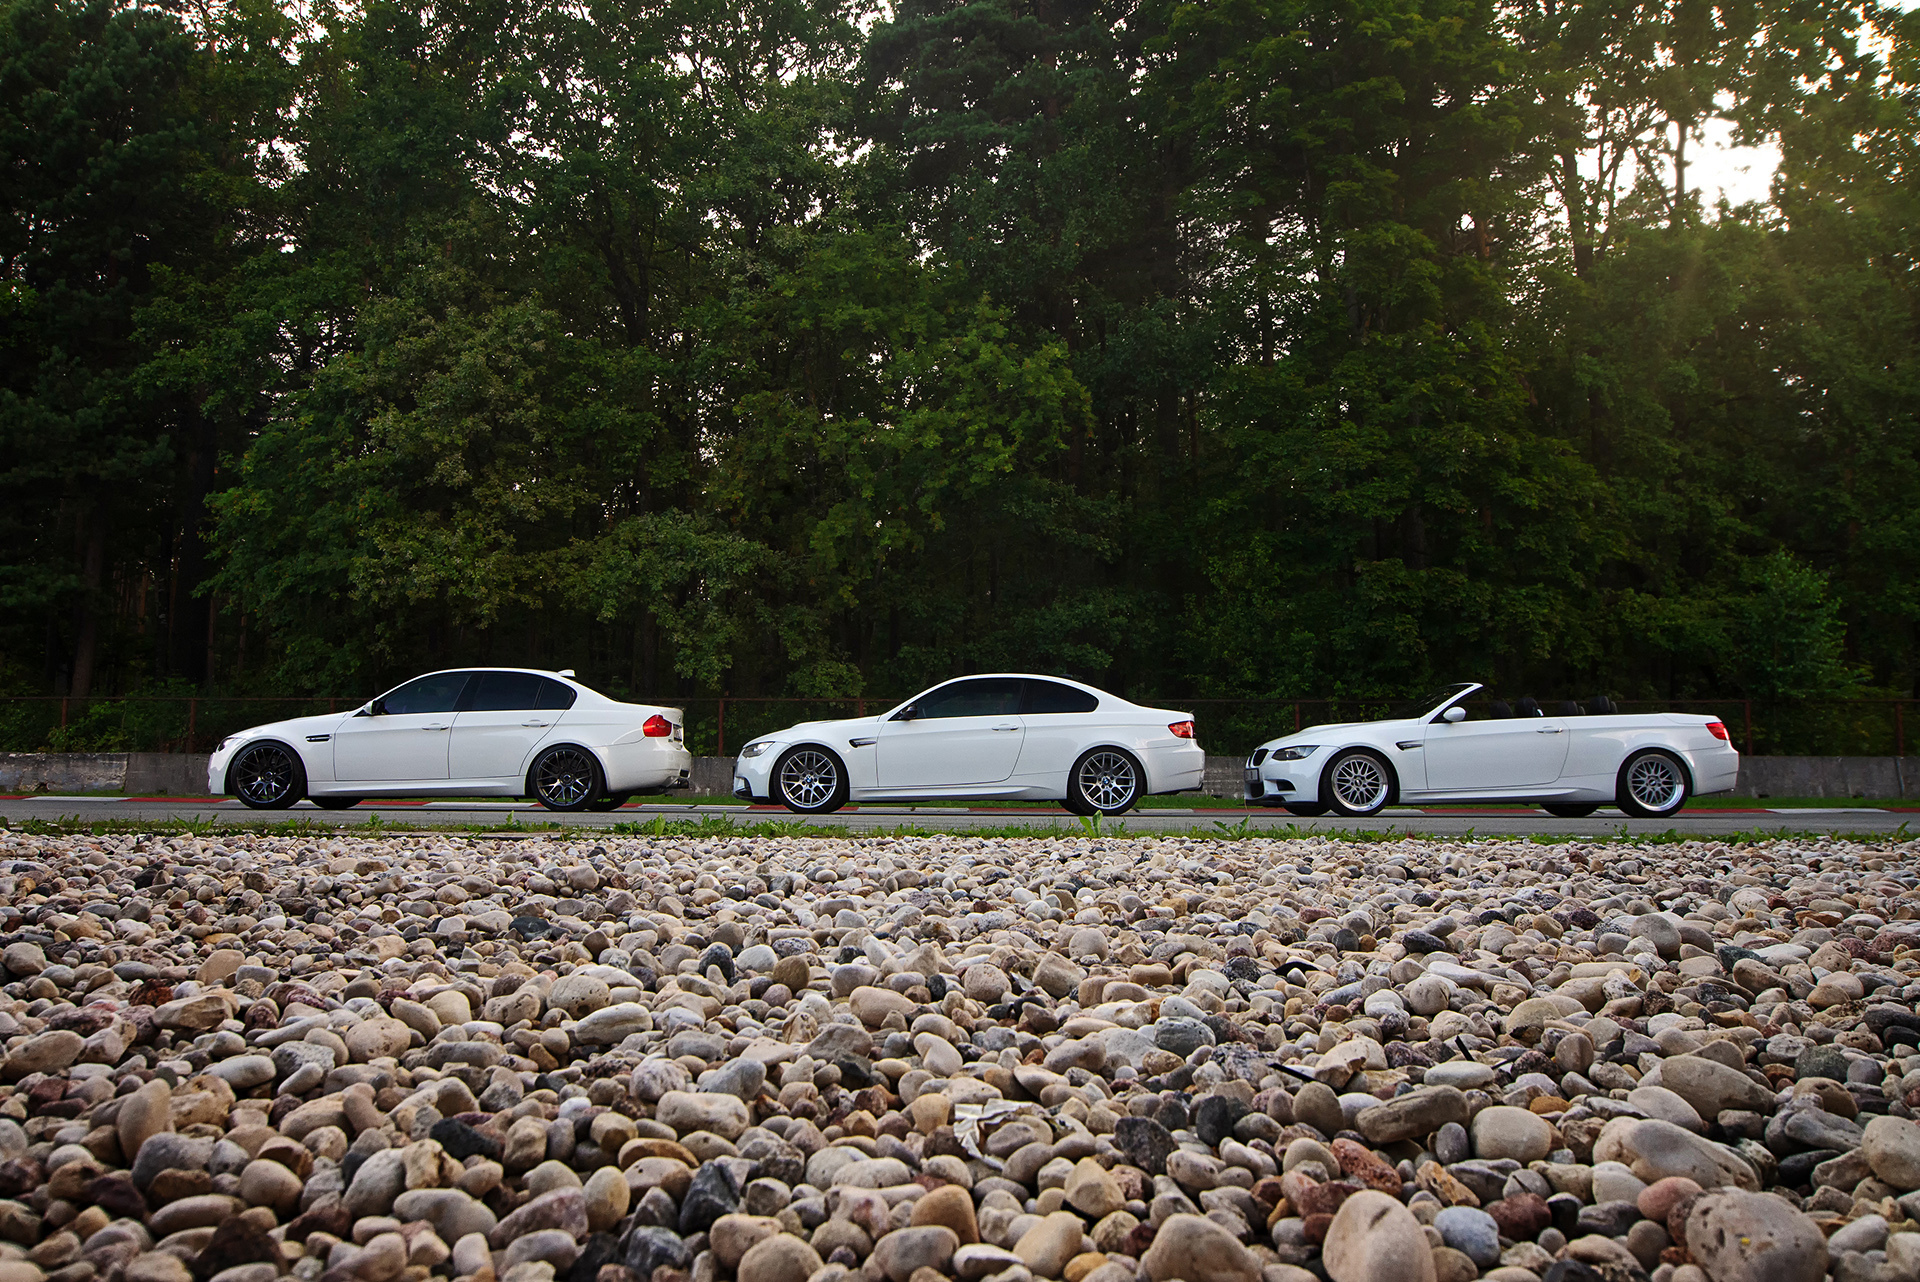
2;0;1916;719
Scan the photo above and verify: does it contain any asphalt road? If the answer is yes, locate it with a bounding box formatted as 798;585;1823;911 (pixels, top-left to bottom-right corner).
1;796;1914;837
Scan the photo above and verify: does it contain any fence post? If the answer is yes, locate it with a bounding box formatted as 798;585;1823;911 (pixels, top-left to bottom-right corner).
717;699;726;758
1744;699;1753;756
1898;701;1906;760
186;698;197;755
1294;702;1301;733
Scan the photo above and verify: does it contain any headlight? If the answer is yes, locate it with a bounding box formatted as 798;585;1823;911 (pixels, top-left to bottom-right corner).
1270;745;1319;761
740;741;775;758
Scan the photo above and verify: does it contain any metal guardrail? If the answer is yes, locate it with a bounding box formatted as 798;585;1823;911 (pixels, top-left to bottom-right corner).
0;693;1913;759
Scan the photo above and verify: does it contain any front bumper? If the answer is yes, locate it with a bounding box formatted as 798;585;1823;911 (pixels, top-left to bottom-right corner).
732;748;778;802
1244;749;1319;804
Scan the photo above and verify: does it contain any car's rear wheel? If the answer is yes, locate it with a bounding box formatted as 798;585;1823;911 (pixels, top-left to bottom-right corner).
1543;803;1600;818
1617;750;1689;818
229;742;305;810
312;796;362;810
1282;802;1330;817
774;747;848;814
586;793;631;812
531;746;603;811
1323;750;1393;817
1066;749;1142;816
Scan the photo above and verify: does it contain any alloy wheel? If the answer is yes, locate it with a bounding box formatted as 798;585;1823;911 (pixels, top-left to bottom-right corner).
1077;751;1138;812
1626;754;1684;812
535;748;598;808
233;743;298;807
1329;753;1389;813
779;750;840;810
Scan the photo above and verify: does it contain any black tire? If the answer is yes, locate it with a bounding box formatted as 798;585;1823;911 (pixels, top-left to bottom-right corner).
1543;803;1600;818
586;793;631;812
1282;802;1330;817
530;746;604;812
1322;749;1394;817
227;741;306;810
1617;750;1690;818
773;746;848;814
311;796;362;810
1067;748;1143;816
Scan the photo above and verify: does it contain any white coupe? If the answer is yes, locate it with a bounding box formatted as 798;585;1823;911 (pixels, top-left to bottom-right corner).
732;674;1205;814
1244;683;1740;818
207;669;692;811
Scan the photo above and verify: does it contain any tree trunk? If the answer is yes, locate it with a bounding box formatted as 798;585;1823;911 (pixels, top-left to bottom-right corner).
68;515;107;699
171;411;218;685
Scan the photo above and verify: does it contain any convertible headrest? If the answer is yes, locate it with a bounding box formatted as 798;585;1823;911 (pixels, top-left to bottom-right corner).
1558;700;1582;717
1587;695;1617;716
1514;696;1542;717
1487;701;1513;719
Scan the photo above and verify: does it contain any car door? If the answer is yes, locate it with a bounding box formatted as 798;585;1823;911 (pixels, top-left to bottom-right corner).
876;678;1026;788
333;671;471;782
450;672;577;780
1423;710;1571;790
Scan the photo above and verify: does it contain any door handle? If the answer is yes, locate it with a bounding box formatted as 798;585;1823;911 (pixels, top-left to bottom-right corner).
423;724;449;731
992;723;1020;731
1536;727;1565;734
521;720;551;728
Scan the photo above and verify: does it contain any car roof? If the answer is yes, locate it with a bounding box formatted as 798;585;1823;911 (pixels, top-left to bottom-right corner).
917;673;1122;701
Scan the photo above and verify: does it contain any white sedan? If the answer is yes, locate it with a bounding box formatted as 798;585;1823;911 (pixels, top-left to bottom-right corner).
208;669;691;811
733;674;1205;814
1244;683;1740;818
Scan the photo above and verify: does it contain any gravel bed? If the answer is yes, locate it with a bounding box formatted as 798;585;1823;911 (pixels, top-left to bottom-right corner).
0;831;1912;1282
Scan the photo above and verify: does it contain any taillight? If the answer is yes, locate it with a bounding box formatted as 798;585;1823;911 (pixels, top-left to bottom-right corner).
643;714;673;737
1169;721;1195;739
1706;721;1730;741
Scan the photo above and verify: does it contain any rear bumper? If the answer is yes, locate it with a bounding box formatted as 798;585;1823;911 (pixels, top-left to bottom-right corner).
600;739;693;792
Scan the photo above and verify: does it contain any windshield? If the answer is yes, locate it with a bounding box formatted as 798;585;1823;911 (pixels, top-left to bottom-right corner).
1385;684;1476;721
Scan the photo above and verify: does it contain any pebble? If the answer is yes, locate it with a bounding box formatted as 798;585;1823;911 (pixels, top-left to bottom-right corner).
0;830;1902;1282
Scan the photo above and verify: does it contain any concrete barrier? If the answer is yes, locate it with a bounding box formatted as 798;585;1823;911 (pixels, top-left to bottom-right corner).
0;752;212;795
0;752;1909;801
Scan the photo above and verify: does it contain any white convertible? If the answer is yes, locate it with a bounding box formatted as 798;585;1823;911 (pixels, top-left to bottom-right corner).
208;668;691;811
1244;683;1739;818
733;674;1205;815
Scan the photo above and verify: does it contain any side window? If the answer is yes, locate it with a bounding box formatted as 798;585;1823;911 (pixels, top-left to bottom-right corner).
913;679;1025;719
381;672;471;715
535;678;578;710
469;672;544;711
1023;680;1099;714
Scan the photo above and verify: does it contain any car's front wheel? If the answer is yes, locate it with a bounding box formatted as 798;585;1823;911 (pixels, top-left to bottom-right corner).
531;746;603;812
586;793;631;812
1064;748;1143;816
1543;802;1600;818
311;796;362;810
1617;750;1689;818
1322;750;1393;817
774;747;848;814
229;742;306;810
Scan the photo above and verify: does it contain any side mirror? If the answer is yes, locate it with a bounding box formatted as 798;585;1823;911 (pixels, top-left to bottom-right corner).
369;698;387;717
891;705;917;722
1442;706;1466;723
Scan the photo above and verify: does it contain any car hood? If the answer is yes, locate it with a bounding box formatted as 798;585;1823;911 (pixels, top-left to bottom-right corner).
225;711;350;748
764;715;884;740
1260;718;1410;751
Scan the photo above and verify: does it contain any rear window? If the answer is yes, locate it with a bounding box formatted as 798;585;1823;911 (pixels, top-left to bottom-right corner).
469;672;545;711
535;678;577;710
1024;680;1098;714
